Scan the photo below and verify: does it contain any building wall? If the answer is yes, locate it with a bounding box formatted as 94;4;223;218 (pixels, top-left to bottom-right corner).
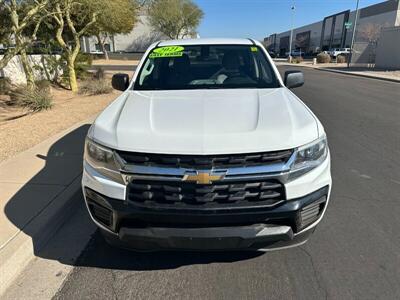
81;15;164;54
267;0;400;60
274;20;323;55
349;3;399;64
112;15;164;52
375;26;400;69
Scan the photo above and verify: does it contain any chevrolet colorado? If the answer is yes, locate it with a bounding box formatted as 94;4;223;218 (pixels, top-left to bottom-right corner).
82;38;332;251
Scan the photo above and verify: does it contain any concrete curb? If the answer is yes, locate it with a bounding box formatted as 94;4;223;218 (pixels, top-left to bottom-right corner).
316;67;400;83
0;176;82;296
277;62;400;83
0;117;95;296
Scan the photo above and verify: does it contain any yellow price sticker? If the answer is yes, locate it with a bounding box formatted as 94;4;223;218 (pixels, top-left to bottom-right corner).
149;46;185;58
251;47;258;52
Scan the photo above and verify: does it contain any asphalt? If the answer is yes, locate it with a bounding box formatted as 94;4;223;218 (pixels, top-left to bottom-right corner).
54;67;400;300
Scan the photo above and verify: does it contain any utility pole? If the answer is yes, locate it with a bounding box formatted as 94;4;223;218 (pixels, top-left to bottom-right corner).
348;0;360;68
289;1;295;63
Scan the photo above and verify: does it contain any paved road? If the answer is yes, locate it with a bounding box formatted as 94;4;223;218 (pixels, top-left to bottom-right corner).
55;67;400;300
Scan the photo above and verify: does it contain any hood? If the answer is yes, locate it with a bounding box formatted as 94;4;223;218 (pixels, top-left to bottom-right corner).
92;88;319;154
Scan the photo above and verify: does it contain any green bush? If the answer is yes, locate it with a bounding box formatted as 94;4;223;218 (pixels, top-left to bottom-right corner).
60;53;93;83
94;67;105;80
79;78;113;95
11;86;53;112
317;52;331;64
336;55;347;63
293;57;303;64
0;78;12;95
35;79;51;91
75;53;93;80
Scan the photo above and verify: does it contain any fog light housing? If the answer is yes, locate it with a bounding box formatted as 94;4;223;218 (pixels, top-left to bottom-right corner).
297;196;326;231
85;188;115;230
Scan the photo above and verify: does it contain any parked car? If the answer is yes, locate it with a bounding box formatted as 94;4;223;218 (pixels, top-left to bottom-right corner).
82;38;332;251
328;48;350;57
285;49;304;57
268;50;277;58
90;50;104;55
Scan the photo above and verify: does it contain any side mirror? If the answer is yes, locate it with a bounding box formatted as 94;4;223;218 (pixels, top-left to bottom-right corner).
284;70;304;89
112;73;130;91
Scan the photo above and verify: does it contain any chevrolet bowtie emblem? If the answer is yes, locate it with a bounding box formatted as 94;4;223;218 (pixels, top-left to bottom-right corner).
183;171;226;184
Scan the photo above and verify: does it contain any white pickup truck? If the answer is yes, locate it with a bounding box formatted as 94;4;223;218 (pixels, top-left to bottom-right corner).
328;48;350;58
82;38;332;251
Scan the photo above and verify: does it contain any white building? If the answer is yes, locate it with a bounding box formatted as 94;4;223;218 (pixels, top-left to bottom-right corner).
81;14;163;53
265;0;400;64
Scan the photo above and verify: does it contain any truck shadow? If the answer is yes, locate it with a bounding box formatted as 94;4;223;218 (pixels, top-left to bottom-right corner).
3;124;263;272
74;231;264;271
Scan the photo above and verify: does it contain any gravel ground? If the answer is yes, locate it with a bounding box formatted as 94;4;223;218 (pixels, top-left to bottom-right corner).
0;87;120;162
92;59;140;66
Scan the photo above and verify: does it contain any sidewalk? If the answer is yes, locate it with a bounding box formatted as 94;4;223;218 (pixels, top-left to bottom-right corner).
0;117;94;295
275;61;400;83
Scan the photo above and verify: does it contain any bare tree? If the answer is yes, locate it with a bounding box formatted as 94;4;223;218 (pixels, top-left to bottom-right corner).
358;22;390;45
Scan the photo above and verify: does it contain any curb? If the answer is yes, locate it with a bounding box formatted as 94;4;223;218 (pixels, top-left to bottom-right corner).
277;62;400;83
316;67;400;83
0;176;83;296
0;116;95;296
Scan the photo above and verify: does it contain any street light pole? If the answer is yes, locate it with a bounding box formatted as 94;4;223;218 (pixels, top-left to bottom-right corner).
348;0;360;68
289;1;295;63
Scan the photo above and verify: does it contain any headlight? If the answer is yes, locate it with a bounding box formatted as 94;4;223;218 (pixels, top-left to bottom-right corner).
289;135;328;180
84;138;124;184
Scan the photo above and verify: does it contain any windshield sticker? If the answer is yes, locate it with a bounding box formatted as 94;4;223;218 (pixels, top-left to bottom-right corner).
149;46;185;58
251;47;258;52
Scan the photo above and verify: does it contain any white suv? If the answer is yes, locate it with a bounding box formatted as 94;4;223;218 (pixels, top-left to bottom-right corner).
82;38;331;251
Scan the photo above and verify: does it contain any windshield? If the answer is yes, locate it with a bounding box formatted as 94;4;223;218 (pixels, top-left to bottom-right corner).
134;45;280;90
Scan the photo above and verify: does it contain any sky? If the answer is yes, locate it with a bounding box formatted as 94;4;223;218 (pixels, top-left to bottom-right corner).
195;0;385;39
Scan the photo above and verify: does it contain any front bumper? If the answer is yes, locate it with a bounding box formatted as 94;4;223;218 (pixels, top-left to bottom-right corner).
83;185;329;251
100;221;315;251
82;152;331;251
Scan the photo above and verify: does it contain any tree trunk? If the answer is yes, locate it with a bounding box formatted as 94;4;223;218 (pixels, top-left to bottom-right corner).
96;33;109;60
19;49;35;89
67;57;78;92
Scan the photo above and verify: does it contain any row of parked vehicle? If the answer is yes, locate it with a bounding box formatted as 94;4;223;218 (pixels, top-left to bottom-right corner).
268;48;351;59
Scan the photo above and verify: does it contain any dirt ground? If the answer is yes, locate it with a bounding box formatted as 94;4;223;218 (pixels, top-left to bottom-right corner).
0;86;121;162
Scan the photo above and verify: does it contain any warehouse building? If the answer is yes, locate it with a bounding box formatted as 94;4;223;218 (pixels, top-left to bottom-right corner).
265;0;400;65
81;14;162;54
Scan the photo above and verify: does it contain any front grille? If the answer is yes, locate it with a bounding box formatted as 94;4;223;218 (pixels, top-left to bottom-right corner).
117;149;293;169
127;179;285;209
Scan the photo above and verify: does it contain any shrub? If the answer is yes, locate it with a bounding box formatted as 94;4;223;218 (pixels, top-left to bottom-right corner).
336;55;347;63
317;52;331;64
35;79;51;91
79;78;113;95
293;57;303;64
94;67;105;80
60;52;93;82
0;77;12;95
75;53;93;80
11;86;53;112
